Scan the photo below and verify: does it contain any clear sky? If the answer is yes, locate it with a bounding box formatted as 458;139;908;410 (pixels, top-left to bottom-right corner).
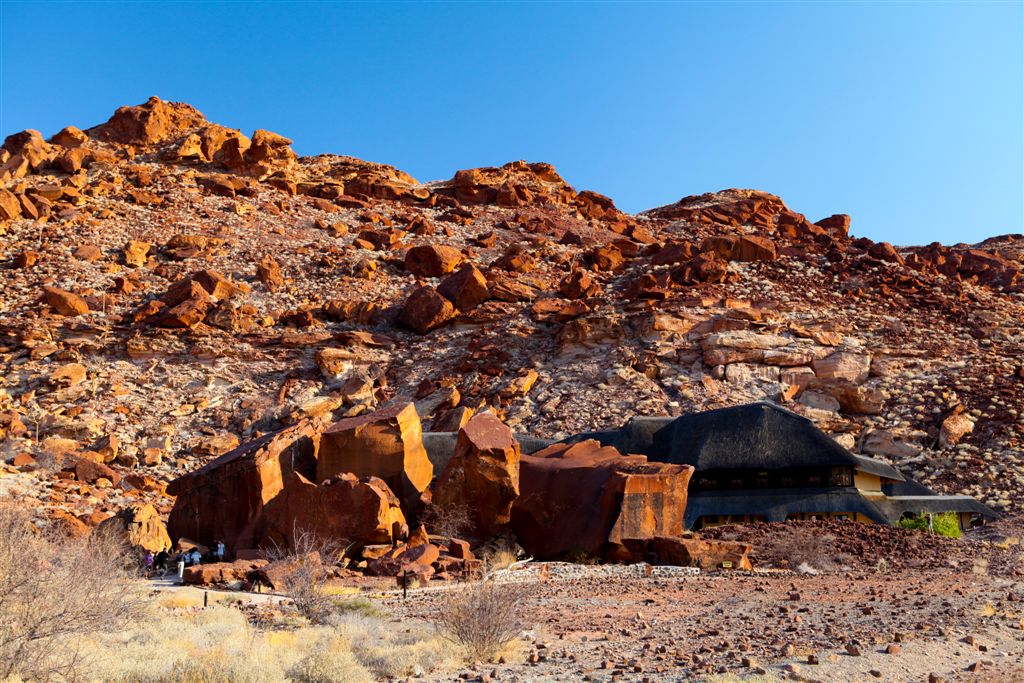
1;1;1021;245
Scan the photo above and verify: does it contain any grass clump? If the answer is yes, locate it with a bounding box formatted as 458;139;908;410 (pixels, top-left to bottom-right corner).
897;512;962;539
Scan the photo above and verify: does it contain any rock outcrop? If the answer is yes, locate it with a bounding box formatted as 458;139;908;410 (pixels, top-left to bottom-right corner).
511;440;693;560
318;403;433;510
432;412;521;539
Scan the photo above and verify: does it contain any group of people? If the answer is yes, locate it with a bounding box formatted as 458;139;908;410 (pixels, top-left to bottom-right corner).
141;540;226;581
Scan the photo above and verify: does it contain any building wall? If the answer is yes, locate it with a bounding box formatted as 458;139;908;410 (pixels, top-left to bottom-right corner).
854;471;883;492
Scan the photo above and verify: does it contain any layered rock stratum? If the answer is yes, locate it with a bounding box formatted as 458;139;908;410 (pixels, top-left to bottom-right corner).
1;97;1021;532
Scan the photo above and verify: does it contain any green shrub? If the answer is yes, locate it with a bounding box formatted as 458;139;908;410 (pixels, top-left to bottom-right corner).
896;512;962;539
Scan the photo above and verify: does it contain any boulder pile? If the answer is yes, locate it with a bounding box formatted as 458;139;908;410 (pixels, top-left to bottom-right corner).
166;403;742;581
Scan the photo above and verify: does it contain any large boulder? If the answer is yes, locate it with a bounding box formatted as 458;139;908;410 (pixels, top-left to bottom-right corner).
405;244;464;278
95;504;171;554
167;421;321;553
432;413;521;539
261;472;408;550
510;440;693;560
90;96;207;146
318;403;433;511
647;536;753;570
437;264;490;311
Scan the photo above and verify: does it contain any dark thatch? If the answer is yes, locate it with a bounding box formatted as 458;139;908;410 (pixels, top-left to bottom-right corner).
564;402;904;481
873;495;999;523
684;487;890;527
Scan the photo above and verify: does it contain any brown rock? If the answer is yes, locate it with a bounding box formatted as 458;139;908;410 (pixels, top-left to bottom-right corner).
405;244;464;278
318;403;433;510
398;286;456;334
256;254;285;291
437;264;490;311
95;504;172;554
511;440;692;560
646;537;753;570
433;412;521;539
262;472;407;549
43;286;90;316
167;421;321;553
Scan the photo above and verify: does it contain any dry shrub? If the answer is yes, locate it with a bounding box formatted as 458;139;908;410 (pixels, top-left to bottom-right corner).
421;500;474;540
264;526;347;625
481;543;520;573
0;505;138;682
769;530;839;572
435;579;534;661
286;634;373;683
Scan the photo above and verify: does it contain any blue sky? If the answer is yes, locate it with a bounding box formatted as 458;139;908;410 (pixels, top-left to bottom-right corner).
1;1;1021;245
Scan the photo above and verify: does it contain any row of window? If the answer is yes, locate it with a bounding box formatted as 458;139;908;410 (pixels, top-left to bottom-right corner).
694;467;854;490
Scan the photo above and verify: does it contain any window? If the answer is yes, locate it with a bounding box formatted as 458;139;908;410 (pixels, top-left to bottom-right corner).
830;467;853;487
806;474;823;487
754;472;770;488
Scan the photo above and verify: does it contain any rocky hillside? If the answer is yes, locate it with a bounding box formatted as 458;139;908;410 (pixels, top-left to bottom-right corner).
1;97;1021;529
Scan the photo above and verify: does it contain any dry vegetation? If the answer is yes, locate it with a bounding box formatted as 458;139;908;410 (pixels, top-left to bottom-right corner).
435;579;535;661
0;505;138;682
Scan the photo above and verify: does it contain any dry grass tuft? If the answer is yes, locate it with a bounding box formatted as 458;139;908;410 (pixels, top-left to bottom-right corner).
435;579;535;661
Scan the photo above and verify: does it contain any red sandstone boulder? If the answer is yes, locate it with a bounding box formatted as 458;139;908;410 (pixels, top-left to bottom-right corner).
511;440;693;560
262;472;407;549
437;264;490;311
815;214;851;236
318;403;433;511
43;286;89;316
432;413;521;539
167;421;321;553
95;503;171;554
648;536;753;570
399;286;457;334
405;244;464;278
183;559;268;586
90;96;207;146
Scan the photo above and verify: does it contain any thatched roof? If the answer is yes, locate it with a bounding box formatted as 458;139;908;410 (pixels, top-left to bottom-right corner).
872;495;999;523
565;402;904;481
684;488;891;526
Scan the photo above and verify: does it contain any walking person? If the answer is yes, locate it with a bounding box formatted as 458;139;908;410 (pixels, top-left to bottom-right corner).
143;551;154;578
216;540;225;562
176;553;186;583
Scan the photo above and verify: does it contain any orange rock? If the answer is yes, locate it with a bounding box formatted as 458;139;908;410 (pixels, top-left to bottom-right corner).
96;504;172;554
318;403;433;511
0;189;22;220
511;440;693;560
90;96;207;146
437;264;490;311
43;286;90;316
167;421;322;553
262;472;408;549
405;244;464;278
399;286;456;334
433;412;521;539
257;254;285;291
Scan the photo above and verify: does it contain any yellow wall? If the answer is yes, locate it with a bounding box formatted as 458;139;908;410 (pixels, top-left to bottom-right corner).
854;471;882;492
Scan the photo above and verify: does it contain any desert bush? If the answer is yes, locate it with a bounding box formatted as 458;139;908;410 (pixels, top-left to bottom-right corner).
897;512;962;539
287;635;373;683
0;505;138;682
434;579;533;661
264;526;347;624
421;500;474;539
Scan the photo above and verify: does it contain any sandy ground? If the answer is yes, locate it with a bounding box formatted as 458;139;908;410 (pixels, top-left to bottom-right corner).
151;563;1024;682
